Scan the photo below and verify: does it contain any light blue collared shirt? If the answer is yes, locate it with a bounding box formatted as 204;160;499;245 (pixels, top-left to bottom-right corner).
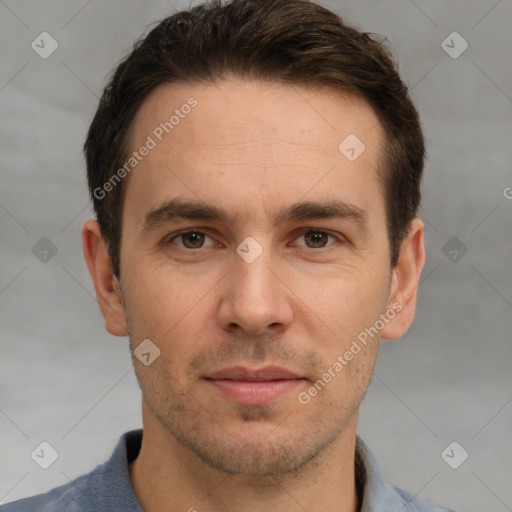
0;429;456;511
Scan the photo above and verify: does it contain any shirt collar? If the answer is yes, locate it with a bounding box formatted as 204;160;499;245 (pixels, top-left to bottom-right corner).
107;429;420;512
355;434;415;511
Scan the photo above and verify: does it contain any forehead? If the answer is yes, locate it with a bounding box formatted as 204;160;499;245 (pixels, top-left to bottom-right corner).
131;78;382;153
124;78;386;227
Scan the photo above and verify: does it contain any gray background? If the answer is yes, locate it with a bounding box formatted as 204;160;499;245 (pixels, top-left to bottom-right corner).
1;1;511;510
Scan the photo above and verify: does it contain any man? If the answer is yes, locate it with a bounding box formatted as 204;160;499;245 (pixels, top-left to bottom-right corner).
1;0;455;510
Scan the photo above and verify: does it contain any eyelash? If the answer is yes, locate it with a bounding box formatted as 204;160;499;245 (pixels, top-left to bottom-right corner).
165;228;344;253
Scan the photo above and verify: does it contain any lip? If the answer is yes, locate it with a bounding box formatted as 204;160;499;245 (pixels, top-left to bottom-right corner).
205;365;302;381
203;366;305;405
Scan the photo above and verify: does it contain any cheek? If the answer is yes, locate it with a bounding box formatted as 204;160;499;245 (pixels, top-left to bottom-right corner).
125;264;185;316
306;264;388;326
302;267;390;378
122;265;216;358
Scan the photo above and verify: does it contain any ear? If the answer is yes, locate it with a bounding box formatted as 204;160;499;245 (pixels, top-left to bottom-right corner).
82;219;128;337
380;217;426;341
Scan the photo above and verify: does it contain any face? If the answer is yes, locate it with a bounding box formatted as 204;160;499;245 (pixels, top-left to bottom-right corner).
115;79;397;475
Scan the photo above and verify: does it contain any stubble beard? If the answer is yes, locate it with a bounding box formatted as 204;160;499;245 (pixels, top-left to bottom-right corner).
134;360;364;479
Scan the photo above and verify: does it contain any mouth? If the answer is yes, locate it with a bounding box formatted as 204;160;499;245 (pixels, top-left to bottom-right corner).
203;365;306;405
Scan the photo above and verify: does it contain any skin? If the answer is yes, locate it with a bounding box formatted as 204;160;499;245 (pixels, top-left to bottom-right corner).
82;78;425;512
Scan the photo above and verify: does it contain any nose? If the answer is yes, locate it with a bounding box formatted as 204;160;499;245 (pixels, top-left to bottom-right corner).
217;244;294;337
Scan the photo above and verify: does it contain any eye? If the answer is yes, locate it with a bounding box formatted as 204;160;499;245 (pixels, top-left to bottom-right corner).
165;228;343;252
293;230;341;250
167;230;215;250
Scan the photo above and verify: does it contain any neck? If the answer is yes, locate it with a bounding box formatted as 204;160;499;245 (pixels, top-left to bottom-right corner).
129;403;361;512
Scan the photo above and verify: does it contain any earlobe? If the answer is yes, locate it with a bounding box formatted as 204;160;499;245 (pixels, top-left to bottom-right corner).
82;219;128;337
380;218;426;341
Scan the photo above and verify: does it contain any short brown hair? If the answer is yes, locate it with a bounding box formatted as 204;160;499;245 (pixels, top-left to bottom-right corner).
84;0;425;278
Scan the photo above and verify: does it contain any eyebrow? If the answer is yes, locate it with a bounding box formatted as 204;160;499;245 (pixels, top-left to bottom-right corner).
141;197;369;232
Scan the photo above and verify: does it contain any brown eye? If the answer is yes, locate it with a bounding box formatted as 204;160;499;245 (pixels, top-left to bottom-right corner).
181;232;205;249
303;231;330;248
168;231;214;249
295;230;339;249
